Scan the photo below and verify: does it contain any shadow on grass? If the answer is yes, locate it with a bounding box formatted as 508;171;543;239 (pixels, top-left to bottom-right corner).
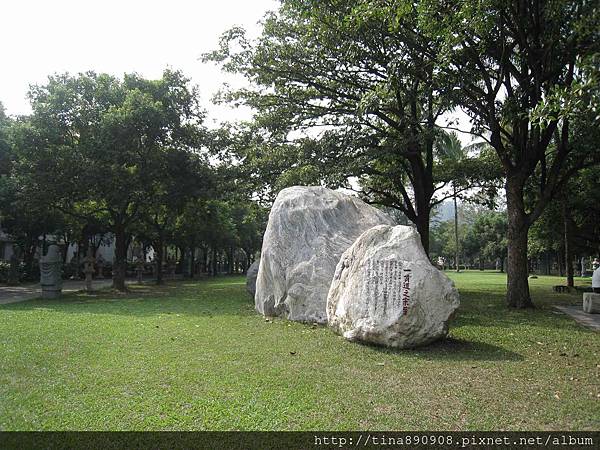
358;337;524;362
447;287;586;333
0;278;255;318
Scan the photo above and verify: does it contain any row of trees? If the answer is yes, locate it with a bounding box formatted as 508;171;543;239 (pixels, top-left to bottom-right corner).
433;160;600;278
0;71;266;289
431;206;508;272
206;0;600;308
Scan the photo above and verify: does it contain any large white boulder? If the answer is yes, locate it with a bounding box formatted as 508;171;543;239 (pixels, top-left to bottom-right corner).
255;186;395;323
327;225;460;348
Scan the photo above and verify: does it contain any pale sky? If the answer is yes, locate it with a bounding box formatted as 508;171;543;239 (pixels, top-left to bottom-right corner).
0;0;476;144
0;0;279;125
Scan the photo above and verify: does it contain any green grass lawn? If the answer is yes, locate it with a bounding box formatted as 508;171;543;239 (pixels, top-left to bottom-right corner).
0;271;598;430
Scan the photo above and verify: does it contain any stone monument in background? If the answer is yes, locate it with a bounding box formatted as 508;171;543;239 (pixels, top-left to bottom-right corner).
7;248;20;285
40;243;63;299
245;259;260;298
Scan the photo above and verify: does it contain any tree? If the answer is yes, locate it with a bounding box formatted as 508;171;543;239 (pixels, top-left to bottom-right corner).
530;166;600;279
0;102;11;177
205;1;496;253
436;131;468;272
429;218;468;268
0;116;69;277
229;201;267;271
135;148;214;284
23;70;205;290
464;211;508;272
418;0;600;307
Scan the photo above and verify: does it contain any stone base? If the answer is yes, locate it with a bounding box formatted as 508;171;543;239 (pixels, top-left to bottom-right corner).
583;293;600;314
41;290;62;299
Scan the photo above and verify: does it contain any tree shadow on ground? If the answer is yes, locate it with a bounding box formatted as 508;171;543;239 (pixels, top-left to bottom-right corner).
449;288;586;333
357;337;524;362
0;280;254;318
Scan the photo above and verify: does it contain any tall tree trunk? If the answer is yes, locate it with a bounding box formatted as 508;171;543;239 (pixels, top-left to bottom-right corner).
453;187;460;272
414;207;431;257
212;248;218;276
190;247;196;278
228;247;234;274
564;203;574;287
506;175;533;308
113;224;127;291
202;246;208;274
22;236;36;278
557;247;564;277
155;236;164;285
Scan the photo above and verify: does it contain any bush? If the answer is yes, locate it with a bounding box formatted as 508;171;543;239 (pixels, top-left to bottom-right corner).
0;260;29;283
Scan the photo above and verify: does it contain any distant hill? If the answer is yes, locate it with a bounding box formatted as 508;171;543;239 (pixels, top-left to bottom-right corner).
432;200;455;222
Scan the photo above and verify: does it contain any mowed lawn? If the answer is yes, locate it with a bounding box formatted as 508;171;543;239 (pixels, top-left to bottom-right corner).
0;272;598;430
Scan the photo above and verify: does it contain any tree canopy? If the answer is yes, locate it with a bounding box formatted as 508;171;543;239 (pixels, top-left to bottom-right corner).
206;0;500;252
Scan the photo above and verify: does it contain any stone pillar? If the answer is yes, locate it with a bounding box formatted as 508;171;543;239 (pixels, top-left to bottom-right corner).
7;250;20;285
136;260;144;284
583;293;600;313
183;249;192;278
40;243;63;299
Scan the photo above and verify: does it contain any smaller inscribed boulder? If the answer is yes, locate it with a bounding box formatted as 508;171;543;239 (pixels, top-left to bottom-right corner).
327;225;460;348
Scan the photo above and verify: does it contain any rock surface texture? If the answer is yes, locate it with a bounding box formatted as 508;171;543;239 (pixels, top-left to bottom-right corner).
246;260;260;298
327;225;460;348
255;186;395;323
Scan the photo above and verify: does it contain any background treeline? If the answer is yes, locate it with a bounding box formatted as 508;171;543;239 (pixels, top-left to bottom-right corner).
204;0;600;308
0;71;266;288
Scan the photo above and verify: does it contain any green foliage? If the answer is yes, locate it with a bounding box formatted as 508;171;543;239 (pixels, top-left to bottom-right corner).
464;211;508;263
0;102;11;177
529;166;600;258
431;205;507;268
205;0;502;251
417;0;600;212
0;260;26;283
8;70;210;287
24;70;205;225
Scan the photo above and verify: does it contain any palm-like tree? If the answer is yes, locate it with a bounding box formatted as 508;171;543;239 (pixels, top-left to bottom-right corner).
436;132;468;272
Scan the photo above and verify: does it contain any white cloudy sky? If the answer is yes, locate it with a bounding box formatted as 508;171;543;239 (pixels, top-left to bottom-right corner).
0;0;477;143
0;0;279;125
